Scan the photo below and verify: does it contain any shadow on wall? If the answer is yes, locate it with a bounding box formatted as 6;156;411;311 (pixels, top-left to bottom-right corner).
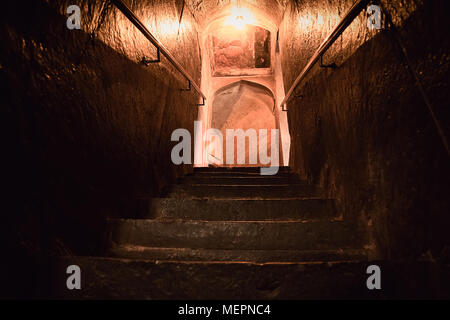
1;0;201;298
280;0;450;261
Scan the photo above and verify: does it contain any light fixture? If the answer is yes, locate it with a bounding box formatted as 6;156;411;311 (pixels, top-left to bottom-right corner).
224;1;255;30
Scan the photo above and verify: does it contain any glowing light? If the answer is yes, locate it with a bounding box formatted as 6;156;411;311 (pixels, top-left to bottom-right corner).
224;6;255;30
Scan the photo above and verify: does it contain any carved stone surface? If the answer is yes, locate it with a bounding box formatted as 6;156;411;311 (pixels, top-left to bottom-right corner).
279;0;450;261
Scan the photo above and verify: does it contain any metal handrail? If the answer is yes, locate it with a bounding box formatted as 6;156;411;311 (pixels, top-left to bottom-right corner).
280;0;369;111
110;0;206;103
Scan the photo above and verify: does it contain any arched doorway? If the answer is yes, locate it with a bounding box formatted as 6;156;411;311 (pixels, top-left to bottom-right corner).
209;80;277;166
194;5;290;167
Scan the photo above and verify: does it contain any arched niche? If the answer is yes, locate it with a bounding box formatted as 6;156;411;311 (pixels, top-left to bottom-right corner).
201;5;277;77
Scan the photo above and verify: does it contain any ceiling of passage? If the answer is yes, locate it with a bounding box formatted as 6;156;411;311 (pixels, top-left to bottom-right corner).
185;0;289;29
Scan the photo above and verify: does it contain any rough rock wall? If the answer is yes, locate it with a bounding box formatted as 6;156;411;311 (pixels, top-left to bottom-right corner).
1;0;201;296
279;0;450;260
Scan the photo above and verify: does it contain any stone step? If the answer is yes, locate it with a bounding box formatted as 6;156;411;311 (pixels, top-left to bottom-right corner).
147;198;337;220
191;171;295;177
180;175;305;185
194;166;291;174
164;184;319;199
106;219;361;250
50;256;450;299
107;245;368;263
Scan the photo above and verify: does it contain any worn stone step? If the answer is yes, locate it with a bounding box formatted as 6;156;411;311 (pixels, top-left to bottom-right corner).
107;245;368;263
164;184;319;199
146;198;337;220
180;175;305;185
50;256;450;299
194;166;291;174
192;171;295;177
191;169;292;177
106;219;361;250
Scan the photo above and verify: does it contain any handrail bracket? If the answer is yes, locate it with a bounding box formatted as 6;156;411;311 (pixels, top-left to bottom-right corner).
197;97;206;107
181;80;192;92
141;47;161;65
320;55;337;69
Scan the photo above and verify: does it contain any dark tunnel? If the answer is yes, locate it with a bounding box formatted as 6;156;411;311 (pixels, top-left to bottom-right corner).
1;0;450;300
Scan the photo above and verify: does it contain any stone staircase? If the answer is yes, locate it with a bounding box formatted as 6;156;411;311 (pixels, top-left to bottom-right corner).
51;166;380;299
106;167;367;264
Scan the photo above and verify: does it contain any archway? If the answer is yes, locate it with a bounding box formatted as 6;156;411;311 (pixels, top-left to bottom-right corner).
209;80;277;166
194;3;291;167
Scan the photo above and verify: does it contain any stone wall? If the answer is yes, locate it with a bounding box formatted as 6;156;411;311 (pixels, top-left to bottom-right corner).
279;0;450;260
1;0;201;297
